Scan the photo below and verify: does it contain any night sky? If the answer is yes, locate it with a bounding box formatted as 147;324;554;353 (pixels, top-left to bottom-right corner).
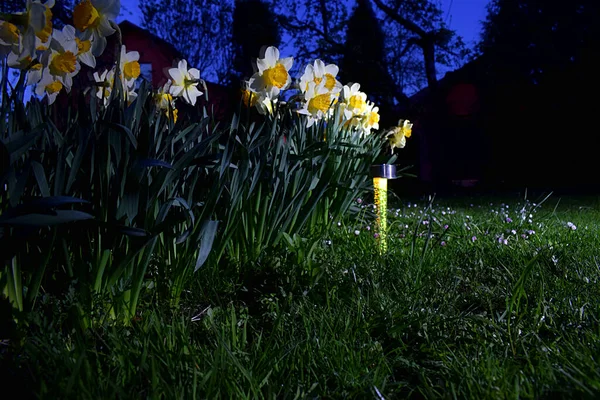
440;0;489;48
119;0;489;45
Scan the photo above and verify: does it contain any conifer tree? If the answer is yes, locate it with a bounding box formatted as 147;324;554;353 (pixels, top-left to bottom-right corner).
230;0;280;83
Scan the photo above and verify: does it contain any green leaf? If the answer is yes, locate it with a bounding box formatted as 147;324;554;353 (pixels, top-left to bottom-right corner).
104;122;137;149
195;220;218;272
0;210;94;226
31;161;50;197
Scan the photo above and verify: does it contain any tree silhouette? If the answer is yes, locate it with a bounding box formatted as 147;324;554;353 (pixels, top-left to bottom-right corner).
230;0;280;83
370;0;467;89
340;0;399;119
270;0;466;98
141;0;234;84
478;0;599;85
476;0;600;190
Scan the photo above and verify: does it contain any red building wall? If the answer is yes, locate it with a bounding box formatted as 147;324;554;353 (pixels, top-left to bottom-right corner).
118;21;180;88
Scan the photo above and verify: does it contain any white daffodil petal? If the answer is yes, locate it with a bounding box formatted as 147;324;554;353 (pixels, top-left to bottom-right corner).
188;68;200;80
264;46;278;66
169;68;184;84
26;68;42;85
256;58;269;73
280;56;293;71
97;17;116;37
79;51;96;67
185;85;202;105
28;2;47;32
101;0;121;19
169;85;184;97
91;35;107;56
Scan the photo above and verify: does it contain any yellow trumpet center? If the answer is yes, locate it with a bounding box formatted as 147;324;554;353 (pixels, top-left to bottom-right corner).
49;51;77;75
154;92;174;110
31;61;43;71
349;95;366;112
368;111;380;127
308;93;331;114
75;37;92;55
123;61;140;80
241;88;258;107
262;63;288;89
0;21;20;44
323;74;336;90
73;0;100;32
46;80;63;94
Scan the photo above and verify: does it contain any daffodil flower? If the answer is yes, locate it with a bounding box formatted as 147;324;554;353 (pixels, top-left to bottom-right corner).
337;102;362;130
124;83;137;105
62;24;96;68
387;119;413;153
42;26;80;91
35;34;50;53
299;59;341;95
34;69;63;104
361;102;380;135
168;59;203;106
12;0;54;58
93;66;137;106
93;67;114;106
34;1;53;44
297;81;335;127
240;81;274;115
73;0;120;57
155;82;175;110
0;21;21;56
249;46;293;99
119;45;140;87
342;83;368;120
399;119;413;138
154;83;179;122
7;51;43;85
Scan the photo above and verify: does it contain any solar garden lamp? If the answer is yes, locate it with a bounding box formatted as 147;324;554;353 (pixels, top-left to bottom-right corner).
371;164;398;253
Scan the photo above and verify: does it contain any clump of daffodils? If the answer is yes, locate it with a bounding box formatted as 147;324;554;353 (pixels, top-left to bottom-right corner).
92;44;140;106
240;47;399;142
2;2;412;154
296;59;342;127
146;58;206;124
1;0;122;104
242;46;294;115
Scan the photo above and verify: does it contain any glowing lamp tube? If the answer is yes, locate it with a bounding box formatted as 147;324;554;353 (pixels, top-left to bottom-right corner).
373;177;388;253
371;164;397;254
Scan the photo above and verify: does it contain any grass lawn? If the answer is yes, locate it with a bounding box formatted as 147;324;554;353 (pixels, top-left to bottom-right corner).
4;194;600;398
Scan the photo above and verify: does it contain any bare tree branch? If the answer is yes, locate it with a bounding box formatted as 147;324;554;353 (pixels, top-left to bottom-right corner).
371;0;439;87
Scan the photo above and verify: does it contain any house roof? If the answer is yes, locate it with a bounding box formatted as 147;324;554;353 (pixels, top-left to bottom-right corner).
118;20;183;60
409;56;489;105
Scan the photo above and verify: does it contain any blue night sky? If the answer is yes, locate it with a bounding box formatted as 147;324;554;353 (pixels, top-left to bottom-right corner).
440;0;489;48
119;0;489;48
